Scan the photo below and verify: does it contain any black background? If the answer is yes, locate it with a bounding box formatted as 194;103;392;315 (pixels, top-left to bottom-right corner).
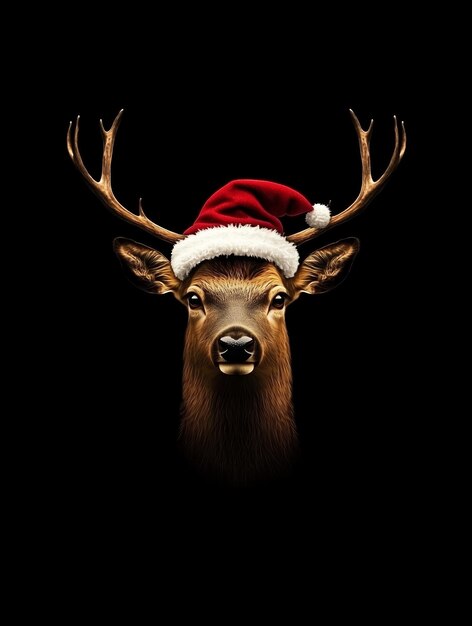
31;10;445;589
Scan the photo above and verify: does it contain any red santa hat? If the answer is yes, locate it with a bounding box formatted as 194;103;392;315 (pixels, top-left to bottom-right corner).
171;179;330;280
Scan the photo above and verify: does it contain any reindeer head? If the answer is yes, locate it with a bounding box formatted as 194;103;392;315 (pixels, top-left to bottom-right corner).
111;240;359;378
67;110;405;482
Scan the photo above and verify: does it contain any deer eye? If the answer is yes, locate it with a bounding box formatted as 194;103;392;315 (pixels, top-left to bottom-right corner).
270;293;287;310
187;293;203;309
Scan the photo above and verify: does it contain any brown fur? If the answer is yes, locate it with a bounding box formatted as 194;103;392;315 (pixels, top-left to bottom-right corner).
114;239;359;484
179;258;297;484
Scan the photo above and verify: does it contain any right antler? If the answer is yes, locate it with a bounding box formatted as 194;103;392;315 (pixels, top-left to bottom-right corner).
287;110;406;245
67;110;184;244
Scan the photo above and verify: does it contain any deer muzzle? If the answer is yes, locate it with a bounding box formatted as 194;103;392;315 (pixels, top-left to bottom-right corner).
216;333;257;375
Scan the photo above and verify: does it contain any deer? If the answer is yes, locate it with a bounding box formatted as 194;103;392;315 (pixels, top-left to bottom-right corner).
67;110;406;484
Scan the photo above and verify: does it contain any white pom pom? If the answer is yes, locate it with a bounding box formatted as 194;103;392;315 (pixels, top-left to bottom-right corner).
305;203;331;229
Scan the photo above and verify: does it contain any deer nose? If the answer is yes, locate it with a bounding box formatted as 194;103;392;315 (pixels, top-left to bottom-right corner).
218;336;255;363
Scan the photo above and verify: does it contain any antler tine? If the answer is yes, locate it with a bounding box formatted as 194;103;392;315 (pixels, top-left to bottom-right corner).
287;110;406;245
67;111;184;244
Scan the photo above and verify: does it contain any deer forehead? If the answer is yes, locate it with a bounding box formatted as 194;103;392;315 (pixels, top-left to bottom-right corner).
184;262;288;303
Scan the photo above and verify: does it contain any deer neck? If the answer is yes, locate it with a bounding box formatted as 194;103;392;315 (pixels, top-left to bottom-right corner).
180;347;298;483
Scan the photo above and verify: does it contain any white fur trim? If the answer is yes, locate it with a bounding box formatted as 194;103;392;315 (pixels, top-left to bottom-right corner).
171;224;300;280
305;203;331;229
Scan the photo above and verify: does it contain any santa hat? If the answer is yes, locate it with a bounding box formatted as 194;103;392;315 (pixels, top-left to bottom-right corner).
171;179;330;280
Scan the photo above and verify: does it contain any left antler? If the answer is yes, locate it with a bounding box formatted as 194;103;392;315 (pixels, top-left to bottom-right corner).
287;110;406;245
67;110;184;244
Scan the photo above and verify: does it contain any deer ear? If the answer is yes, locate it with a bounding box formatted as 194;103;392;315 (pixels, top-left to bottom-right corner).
113;238;180;295
293;238;360;295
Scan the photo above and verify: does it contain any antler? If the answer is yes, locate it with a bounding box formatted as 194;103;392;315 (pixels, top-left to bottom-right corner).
287;110;406;245
67;110;183;244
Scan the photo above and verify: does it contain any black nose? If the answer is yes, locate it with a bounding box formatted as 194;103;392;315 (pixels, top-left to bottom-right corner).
218;336;255;363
